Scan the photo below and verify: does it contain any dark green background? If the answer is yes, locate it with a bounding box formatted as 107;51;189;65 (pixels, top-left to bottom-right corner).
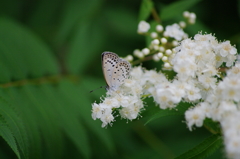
0;0;239;158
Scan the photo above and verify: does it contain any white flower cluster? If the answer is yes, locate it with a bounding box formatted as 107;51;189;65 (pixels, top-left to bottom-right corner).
172;34;236;98
163;23;187;41
183;11;196;24
173;34;239;158
91;66;170;127
92;10;239;158
185;64;240;159
137;21;150;34
92;72;144;127
92;33;237;125
133;12;195;69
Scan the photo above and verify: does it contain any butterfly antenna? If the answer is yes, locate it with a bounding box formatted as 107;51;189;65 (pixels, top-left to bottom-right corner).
89;86;107;93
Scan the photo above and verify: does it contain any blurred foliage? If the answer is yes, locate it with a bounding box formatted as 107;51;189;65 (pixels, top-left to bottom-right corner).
0;0;239;158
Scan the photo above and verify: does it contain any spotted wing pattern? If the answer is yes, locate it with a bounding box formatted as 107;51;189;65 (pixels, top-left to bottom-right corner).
101;52;131;91
102;52;120;90
110;58;131;91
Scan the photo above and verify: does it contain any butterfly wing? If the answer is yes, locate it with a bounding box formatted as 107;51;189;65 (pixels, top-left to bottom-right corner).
101;52;120;90
110;58;131;91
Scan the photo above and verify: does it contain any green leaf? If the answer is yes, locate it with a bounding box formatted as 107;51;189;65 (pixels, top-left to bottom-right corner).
138;0;154;21
204;118;221;134
27;0;63;29
41;83;90;158
21;85;64;159
175;134;223;159
6;87;43;159
59;80;115;154
0;92;29;159
56;0;104;47
105;8;138;37
185;20;212;36
0;18;58;80
160;0;201;21
0;62;11;83
145;102;191;125
0;115;20;159
67;21;105;74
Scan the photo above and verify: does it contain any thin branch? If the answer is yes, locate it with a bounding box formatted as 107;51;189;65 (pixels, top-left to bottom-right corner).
151;8;161;23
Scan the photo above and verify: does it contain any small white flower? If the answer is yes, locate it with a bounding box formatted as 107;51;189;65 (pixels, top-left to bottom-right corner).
164;62;171;68
138;21;150;33
189;13;196;20
162;56;168;62
201;64;218;76
225;136;240;159
218;76;240;102
156;24;163;32
226;54;237;67
185;106;205;131
218;101;237;118
159;46;165;52
174;60;197;79
92;103;103;120
165;49;172;55
115;95;131;107
133;49;141;56
124;79;136;88
157;52;163;58
125;55;133;62
164;23;186;41
161;38;167;44
103;97;120;108
227;64;240;77
183;11;190;18
188;18;195;24
155;88;173;109
152;45;159;51
143;70;168;84
172;40;179;46
153;54;160;61
236;54;240;63
189;13;196;24
168;84;184;103
137;52;144;58
199;102;212;118
151;32;158;38
100;108;114;127
120;102;142;120
119;107;131;119
179;21;186;28
152;39;160;45
186;85;201;101
198;74;217;89
142;48;150;55
130;66;144;80
218;41;237;57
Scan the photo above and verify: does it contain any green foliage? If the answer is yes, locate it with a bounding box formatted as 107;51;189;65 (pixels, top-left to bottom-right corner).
138;0;154;21
203;118;221;134
175;134;223;159
145;102;192;125
160;0;202;21
0;0;239;158
0;101;21;159
0;16;113;159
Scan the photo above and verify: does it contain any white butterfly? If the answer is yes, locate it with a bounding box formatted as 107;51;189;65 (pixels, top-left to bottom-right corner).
102;52;131;92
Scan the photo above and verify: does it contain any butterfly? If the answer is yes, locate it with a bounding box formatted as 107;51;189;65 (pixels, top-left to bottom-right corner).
102;52;131;92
